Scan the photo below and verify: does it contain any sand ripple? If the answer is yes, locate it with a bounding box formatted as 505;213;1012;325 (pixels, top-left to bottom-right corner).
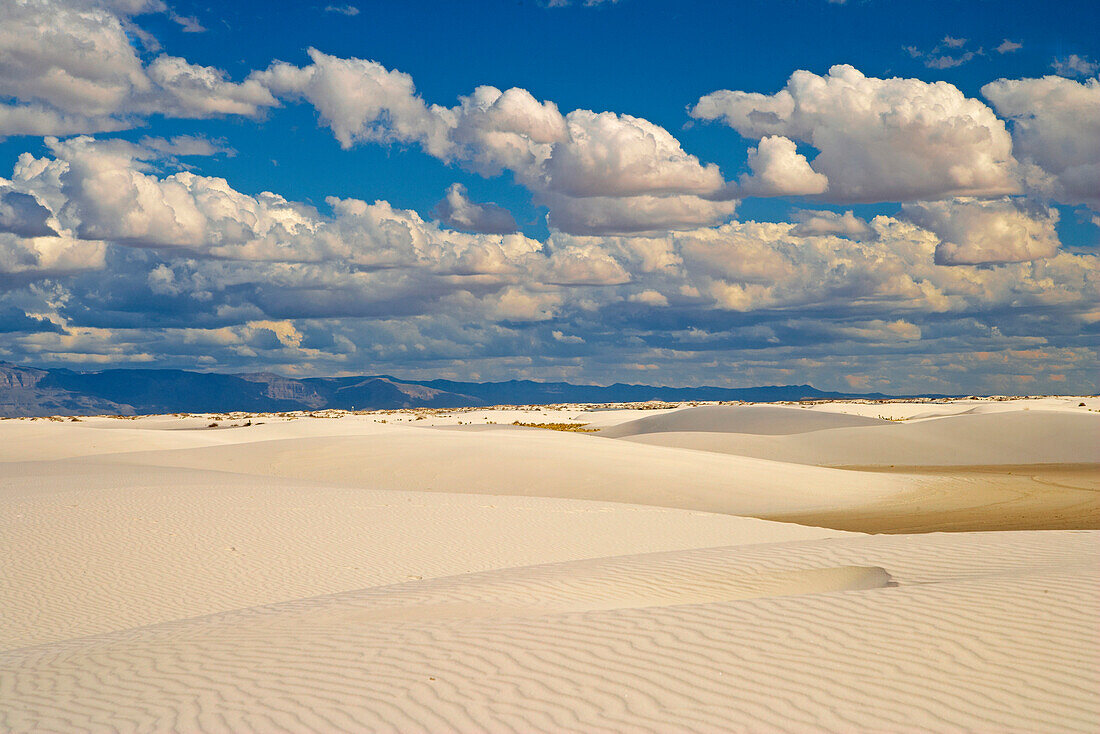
3;531;1096;733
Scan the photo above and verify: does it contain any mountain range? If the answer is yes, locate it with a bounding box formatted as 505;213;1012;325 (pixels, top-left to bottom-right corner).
0;362;922;417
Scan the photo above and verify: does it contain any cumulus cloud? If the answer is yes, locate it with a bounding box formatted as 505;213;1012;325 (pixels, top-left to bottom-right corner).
16;136;309;250
0;230;106;278
431;184;517;235
255;52;722;203
0;1;149;116
253;49;445;152
0;103;130;138
0;0;276;137
1;134;1096;393
141;55;276;118
983;75;1100;210
0;188;58;238
790;209;874;239
543;193;737;235
252;51;732;234
691;64;1019;202
905;198;1061;265
737;135;828;196
3;137;626;297
445;85;566;178
996;40;1022;54
542;110;724;198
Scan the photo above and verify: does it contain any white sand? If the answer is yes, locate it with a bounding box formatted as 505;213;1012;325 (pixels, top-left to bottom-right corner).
615;409;1100;465
1;398;1098;732
598;404;888;437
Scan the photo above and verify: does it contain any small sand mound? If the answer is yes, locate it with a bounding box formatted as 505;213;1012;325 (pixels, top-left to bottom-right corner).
599;404;886;438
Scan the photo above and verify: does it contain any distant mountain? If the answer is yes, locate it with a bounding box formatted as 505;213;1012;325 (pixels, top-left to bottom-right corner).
0;361;921;417
0;363;134;417
380;377;891;406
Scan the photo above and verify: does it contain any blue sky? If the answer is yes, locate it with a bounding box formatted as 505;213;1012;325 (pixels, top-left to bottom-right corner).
0;0;1097;393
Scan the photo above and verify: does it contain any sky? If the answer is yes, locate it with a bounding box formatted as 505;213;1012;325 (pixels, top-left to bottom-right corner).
0;0;1097;394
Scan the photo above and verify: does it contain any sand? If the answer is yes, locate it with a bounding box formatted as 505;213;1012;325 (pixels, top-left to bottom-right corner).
1;397;1098;732
768;463;1100;533
610;407;1100;466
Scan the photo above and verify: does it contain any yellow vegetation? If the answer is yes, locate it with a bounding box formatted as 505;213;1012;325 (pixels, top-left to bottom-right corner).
511;421;599;432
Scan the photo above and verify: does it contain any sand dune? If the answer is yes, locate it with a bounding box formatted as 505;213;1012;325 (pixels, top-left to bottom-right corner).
613;408;1100;466
2;399;1098;731
103;424;919;516
767;462;1100;533
599;404;887;437
1;458;845;651
2;531;1096;732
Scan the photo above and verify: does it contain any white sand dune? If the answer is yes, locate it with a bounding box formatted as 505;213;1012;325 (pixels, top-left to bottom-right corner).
599;404;887;437
1;458;845;651
613;408;1100;466
1;399;1098;732
101;424;922;515
2;530;1096;732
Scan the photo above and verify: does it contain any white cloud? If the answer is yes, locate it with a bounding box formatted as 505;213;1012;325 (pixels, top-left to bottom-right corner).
628;289;668;307
1051;55;1099;78
324;5;359;16
137;135;235;158
253;48;445;152
551;330;584;344
543;193;737;235
790;209;873;239
11;136;313;250
905;37;980;69
254;51;736;234
446;85;566;178
542;110;725;198
924;50;978;69
168;11;205;33
996;40;1022;54
3;135;1096;396
0;103;129;138
0;230;106;277
0;0;149;117
832;319;921;342
0;0;276;137
983;75;1100;209
738;135;828;196
431;184;517;234
691;64;1019;202
141;55;276;118
256;53;724;202
905;198;1061;265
